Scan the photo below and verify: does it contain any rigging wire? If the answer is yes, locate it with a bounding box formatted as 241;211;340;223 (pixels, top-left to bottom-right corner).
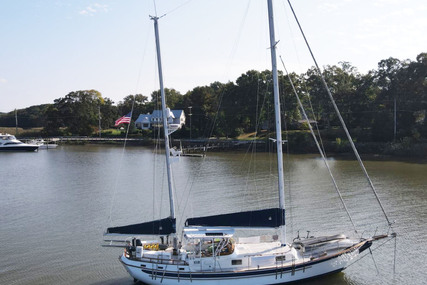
135;21;153;93
369;247;380;274
279;0;330;158
106;96;136;228
172;2;256;226
205;0;251;141
393;235;397;274
163;0;193;17
152;0;158;17
280;82;294;238
280;55;358;234
249;72;262;203
346;235;396;269
286;0;393;228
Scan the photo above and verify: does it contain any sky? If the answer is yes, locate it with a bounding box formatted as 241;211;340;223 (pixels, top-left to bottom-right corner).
0;0;426;113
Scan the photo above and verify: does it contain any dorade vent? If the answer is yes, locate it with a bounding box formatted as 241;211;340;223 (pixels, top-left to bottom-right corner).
232;260;242;265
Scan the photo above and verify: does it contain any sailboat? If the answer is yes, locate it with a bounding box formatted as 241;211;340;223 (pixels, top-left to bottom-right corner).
104;1;395;284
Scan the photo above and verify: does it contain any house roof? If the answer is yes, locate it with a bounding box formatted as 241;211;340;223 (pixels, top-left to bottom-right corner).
151;109;184;118
135;110;185;123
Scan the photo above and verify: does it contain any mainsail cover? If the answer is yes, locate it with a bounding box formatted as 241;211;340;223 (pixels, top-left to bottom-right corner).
185;208;285;228
106;217;176;235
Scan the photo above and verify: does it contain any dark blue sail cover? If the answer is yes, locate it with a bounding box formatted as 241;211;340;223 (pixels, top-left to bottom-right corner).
107;217;176;235
185;208;285;228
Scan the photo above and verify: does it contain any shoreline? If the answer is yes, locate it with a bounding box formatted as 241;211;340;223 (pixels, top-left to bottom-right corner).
28;136;427;160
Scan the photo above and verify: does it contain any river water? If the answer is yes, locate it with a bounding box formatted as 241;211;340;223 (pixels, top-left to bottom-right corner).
0;145;426;285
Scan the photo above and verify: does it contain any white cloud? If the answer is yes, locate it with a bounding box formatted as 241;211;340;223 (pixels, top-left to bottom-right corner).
318;2;339;13
79;3;109;16
0;78;7;84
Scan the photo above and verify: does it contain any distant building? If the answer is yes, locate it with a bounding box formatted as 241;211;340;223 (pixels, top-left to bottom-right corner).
135;109;186;131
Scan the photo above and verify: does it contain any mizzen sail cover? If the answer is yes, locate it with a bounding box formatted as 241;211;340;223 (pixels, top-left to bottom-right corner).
106;217;176;235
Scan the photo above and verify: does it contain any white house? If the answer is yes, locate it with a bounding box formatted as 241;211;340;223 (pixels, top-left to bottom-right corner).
135;109;186;131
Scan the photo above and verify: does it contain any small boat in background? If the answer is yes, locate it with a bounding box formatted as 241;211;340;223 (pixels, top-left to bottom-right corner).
28;139;58;149
0;133;39;152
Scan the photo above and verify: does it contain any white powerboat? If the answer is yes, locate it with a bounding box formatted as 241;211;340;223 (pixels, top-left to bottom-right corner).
0;133;39;152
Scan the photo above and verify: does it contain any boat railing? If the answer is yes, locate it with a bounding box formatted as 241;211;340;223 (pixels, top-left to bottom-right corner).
126;252;188;266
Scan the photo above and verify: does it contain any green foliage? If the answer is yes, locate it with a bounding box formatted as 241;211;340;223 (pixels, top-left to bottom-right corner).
2;52;426;143
44;90;117;136
0;105;50;128
117;94;148;122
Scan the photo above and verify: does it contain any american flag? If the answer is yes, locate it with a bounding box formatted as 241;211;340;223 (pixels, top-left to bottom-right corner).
115;112;132;127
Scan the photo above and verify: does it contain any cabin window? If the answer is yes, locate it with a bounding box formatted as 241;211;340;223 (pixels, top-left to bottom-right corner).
206;233;224;236
276;255;286;261
179;267;185;270
232;260;242;265
140;264;146;268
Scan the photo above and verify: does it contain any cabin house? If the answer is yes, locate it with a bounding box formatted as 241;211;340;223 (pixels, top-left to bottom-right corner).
135;109;186;131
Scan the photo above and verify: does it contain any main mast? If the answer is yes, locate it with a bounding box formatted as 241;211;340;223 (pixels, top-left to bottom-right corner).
267;0;286;245
151;16;177;241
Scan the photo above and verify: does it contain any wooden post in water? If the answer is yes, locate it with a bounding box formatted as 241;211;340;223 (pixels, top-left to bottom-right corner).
15;109;18;135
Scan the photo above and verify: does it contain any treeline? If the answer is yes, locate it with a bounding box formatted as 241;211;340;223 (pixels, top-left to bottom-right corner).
1;53;426;143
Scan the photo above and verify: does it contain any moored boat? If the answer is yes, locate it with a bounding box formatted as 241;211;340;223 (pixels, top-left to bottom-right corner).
103;1;396;284
28;139;58;149
0;133;39;152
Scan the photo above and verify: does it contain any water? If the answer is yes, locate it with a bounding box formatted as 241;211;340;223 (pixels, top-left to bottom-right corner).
0;145;426;285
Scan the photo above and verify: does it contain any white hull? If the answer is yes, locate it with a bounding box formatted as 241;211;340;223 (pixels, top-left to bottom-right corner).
119;242;365;285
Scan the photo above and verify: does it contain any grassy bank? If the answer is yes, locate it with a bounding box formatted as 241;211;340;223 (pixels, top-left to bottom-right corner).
0;127;43;137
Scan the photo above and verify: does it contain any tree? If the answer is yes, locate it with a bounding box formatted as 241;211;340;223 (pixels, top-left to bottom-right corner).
400;53;427;138
45;90;104;136
100;98;118;129
0;105;50;128
183;83;225;138
117;94;149;123
150;88;184;110
372;57;417;141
